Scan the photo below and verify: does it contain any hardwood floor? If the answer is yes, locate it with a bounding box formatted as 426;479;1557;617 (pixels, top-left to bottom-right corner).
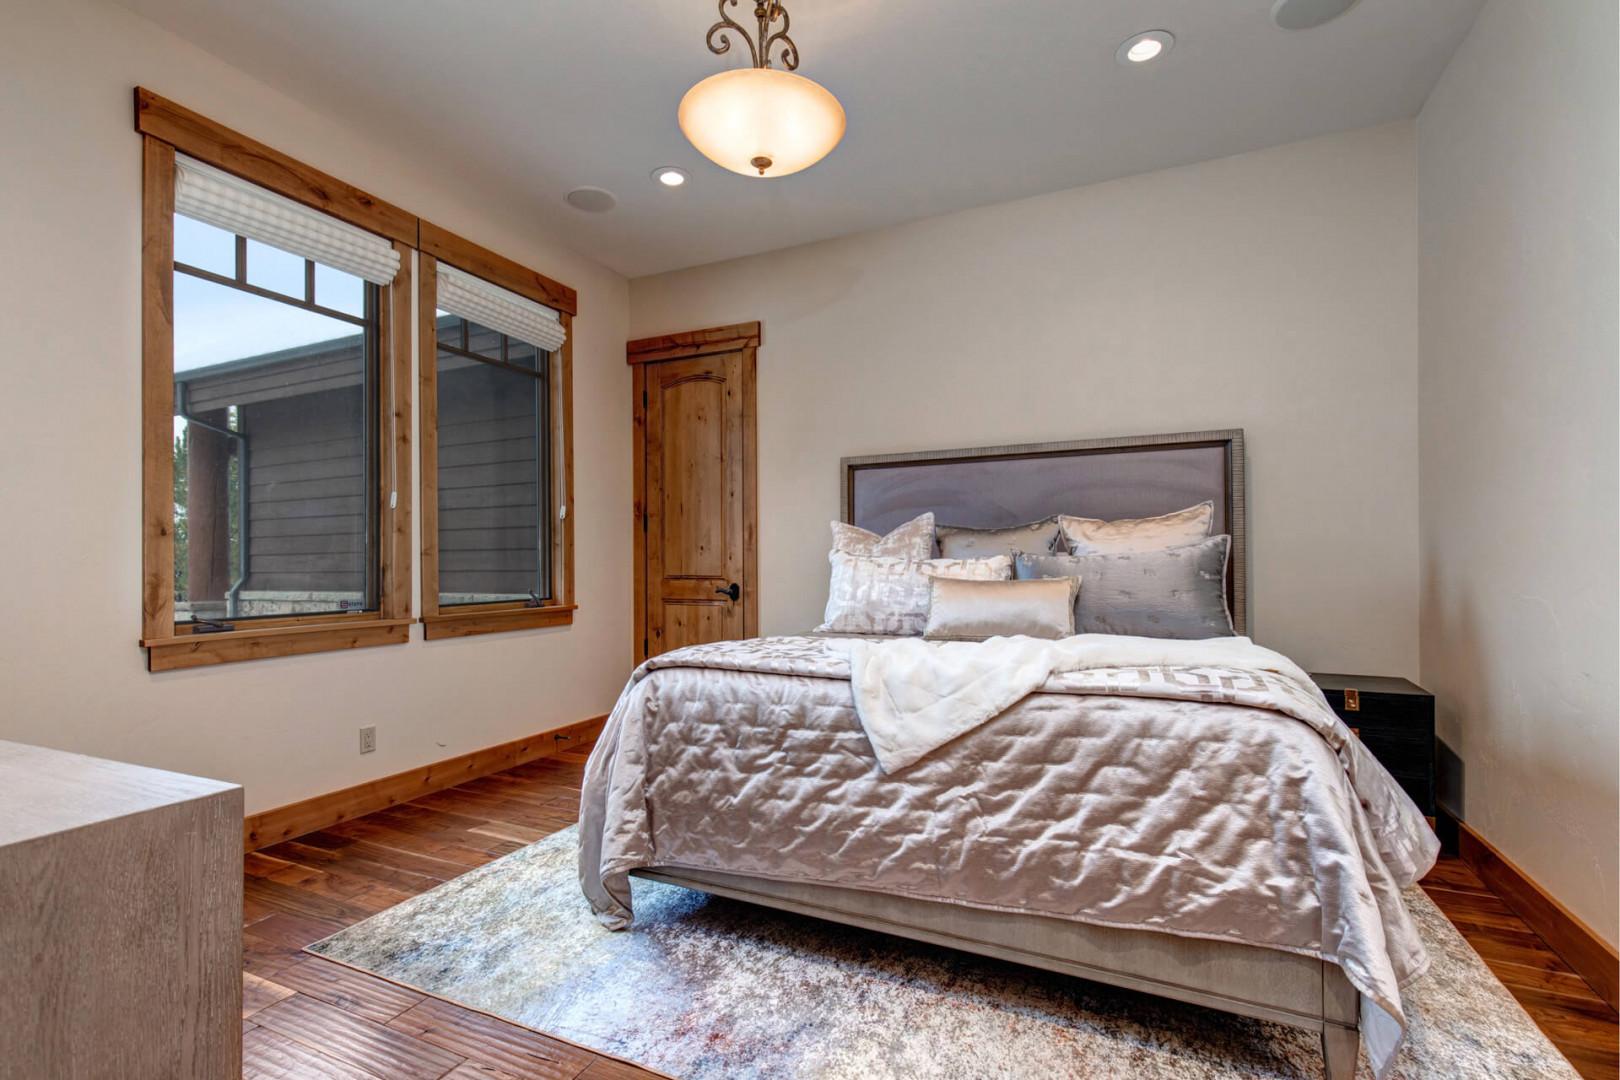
241;745;661;1080
1420;858;1619;1080
242;741;1617;1080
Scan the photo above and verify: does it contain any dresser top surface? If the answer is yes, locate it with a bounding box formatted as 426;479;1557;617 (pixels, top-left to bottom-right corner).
1309;673;1432;698
0;740;239;847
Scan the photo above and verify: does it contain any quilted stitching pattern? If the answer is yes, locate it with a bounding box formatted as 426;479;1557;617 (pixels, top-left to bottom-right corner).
581;636;1438;1048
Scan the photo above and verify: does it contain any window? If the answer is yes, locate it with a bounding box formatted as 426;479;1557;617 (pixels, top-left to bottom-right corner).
418;225;577;639
139;90;414;671
434;316;550;606
172;215;379;623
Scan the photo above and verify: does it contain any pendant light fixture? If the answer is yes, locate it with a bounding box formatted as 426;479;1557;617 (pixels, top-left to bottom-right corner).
678;1;846;179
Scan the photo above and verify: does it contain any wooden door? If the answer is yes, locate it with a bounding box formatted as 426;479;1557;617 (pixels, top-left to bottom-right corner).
630;323;759;660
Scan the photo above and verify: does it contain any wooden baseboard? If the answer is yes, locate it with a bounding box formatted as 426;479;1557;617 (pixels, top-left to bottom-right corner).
1447;809;1619;1010
243;715;606;852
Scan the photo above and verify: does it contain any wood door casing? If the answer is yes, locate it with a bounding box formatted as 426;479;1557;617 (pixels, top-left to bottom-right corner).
630;322;760;661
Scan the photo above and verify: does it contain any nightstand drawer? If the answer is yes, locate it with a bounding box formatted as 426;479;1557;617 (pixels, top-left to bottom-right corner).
1311;672;1436;817
1347;722;1425;748
1352;726;1431;756
1323;692;1431;731
1355;729;1434;786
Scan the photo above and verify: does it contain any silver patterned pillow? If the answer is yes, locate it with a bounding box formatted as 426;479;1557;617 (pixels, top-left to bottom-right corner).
935;517;1061;559
1015;536;1233;639
818;553;1012;636
830;513;935;559
1057;501;1214;555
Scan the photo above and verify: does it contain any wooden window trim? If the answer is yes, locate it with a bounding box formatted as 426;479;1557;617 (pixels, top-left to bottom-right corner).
134;88;416;246
419;252;578;641
139;114;414;672
418;220;578;316
143;620;413;673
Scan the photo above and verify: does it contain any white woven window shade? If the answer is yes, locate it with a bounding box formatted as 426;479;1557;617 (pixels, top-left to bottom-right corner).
174;155;400;286
436;263;567;354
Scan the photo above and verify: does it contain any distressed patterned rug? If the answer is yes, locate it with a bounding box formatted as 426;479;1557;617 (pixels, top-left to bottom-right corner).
308;828;1575;1079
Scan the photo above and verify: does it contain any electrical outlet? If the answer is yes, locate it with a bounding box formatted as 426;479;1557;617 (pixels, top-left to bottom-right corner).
359;725;377;754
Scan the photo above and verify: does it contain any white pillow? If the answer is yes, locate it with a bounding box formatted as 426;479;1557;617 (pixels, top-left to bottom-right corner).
1057;501;1214;555
817;553;1012;636
829;513;935;559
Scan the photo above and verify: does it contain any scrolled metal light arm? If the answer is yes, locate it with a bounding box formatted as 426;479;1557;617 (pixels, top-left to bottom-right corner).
704;0;801;71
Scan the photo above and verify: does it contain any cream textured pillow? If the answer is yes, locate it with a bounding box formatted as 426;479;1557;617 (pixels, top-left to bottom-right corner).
817;553;1012;636
830;513;935;559
922;576;1079;641
1058;501;1214;555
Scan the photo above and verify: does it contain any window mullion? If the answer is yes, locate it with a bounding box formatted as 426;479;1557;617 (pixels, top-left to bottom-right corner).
539;349;552;601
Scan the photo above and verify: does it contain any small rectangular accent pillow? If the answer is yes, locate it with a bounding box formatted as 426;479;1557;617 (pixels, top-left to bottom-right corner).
1015;535;1233;639
935;517;1062;560
830;512;935;560
818;553;1012;636
922;576;1079;641
1057;501;1214;555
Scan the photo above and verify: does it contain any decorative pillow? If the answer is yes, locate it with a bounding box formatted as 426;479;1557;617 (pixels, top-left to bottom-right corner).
1015;536;1233;639
818;553;1012;636
935;517;1062;560
830;513;935;559
1057;501;1214;555
922;576;1079;641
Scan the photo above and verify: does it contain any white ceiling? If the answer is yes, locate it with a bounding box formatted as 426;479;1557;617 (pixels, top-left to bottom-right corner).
114;0;1484;278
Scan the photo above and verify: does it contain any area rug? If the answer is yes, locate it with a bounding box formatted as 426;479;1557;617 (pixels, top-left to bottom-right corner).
308;827;1576;1079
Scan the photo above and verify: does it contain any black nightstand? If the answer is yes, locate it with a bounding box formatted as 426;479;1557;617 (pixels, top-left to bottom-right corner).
1309;673;1435;819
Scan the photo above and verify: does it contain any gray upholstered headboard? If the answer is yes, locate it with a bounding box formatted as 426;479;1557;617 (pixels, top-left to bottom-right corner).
841;429;1248;633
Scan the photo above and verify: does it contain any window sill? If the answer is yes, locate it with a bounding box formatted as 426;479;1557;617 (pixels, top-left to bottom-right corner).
142;617;411;672
420;603;577;640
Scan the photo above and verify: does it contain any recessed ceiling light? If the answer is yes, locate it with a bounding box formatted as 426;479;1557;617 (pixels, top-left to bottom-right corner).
564;186;617;213
652;167;688;188
1117;30;1174;65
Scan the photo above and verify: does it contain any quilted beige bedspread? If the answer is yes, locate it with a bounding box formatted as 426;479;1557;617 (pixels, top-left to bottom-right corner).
578;635;1439;1073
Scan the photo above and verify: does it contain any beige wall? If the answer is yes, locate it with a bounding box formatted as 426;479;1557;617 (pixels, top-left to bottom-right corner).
632;123;1422;676
1417;0;1619;944
0;0;632;814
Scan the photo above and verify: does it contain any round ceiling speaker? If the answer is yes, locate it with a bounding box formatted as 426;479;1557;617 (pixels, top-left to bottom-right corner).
1271;0;1360;30
564;186;617;213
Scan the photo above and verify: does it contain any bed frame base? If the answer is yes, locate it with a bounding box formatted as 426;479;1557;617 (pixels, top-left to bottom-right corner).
633;866;1360;1079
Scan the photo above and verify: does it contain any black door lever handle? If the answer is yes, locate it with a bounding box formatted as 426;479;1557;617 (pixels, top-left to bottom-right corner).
715;583;741;602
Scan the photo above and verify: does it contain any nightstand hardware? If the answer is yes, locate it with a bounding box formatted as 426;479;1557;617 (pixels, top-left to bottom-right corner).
1342;688;1360;712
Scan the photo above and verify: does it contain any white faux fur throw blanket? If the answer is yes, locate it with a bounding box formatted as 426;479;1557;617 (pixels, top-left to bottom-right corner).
826;634;1320;772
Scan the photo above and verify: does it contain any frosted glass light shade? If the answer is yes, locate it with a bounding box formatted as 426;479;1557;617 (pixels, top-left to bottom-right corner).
679;68;846;178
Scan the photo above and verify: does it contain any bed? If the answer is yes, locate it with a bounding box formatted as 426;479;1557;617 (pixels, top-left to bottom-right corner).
579;430;1438;1079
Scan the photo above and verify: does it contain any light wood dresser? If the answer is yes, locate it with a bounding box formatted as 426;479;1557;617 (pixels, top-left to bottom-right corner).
0;740;242;1079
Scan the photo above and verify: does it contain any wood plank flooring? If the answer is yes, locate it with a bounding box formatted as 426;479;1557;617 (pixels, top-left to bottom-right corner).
241;746;661;1080
243;741;1617;1079
1420;858;1618;1080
